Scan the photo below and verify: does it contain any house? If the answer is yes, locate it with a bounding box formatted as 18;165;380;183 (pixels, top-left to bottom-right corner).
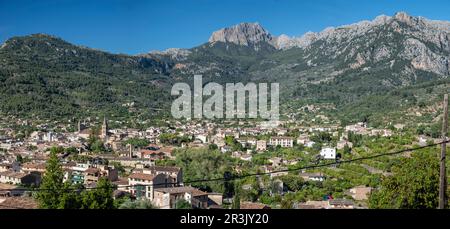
0;163;12;172
269;137;293;148
304;140;315;148
21;162;46;174
294;200;329;209
348;186;372;201
418;135;429;146
143;166;183;186
337;140;353;150
256;140;267;151
268;157;283;167
138;145;174;160
320;147;336;160
152;186;209;209
0;197;38;209
195;134;208;143
240;202;271;209
221;145;232;153
370;129;393;137
240;154;252;162
83;165;118;185
276;128;288;136
0;171;41;186
108;157;154;167
66;163;89;184
0;183;24;197
113;178;129;192
295;199;354;209
236;138;257;148
128;173;168;200
296;134;310;145
300;172;325;182
271;170;288;179
207;193;223;207
246;138;257;146
345;122;367;133
328;199;355;209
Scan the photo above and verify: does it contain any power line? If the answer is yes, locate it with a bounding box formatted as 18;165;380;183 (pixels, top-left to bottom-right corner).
0;139;448;192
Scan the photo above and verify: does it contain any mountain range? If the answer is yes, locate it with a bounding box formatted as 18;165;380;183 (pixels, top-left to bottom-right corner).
0;12;449;125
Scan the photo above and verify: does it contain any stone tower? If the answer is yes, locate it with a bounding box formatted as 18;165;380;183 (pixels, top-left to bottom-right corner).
101;116;109;141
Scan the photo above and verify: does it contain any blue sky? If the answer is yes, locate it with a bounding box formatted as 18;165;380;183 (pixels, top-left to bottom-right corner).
1;0;450;54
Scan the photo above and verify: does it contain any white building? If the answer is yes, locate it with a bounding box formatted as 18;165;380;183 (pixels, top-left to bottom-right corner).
269;137;293;148
128;173;167;200
320;147;336;160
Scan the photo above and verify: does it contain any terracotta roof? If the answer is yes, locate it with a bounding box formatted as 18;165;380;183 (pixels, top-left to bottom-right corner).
0;163;12;168
149;166;181;173
0;182;17;188
240;202;271;209
0;171;28;179
62;161;77;167
295;204;318;209
22;162;46;170
113;178;129;186
191;188;208;197
128;173;155;181
0;197;38;209
270;136;293;140
84;168;100;174
329;199;354;206
154;186;207;196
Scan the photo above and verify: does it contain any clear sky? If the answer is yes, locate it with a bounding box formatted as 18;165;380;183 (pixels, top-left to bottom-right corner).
1;0;450;54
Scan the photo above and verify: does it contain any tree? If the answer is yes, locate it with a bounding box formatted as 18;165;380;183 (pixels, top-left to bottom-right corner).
369;150;439;209
87;135;106;153
118;199;156;209
16;154;24;164
232;194;241;209
36;147;65;209
343;144;352;154
124;138;150;148
280;174;304;192
175;199;192;209
232;183;241;209
208;144;218;150
280;199;293;209
80;177;115;209
58;182;82;209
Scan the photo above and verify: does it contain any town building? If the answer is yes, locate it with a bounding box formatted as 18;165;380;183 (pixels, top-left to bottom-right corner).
256;140;267;151
0;171;41;186
269;137;294;148
320;147;336;160
127;173;168;200
152;186;209;209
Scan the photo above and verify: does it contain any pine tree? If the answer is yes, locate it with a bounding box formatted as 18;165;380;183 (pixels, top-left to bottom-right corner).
232;183;241;209
36;147;64;209
80;177;115;209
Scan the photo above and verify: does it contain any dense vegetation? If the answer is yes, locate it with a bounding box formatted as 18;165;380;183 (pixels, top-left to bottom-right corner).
36;147;115;209
0;34;172;120
0;32;448;127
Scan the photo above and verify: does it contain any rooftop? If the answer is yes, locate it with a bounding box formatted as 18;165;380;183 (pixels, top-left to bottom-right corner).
128;173;155;181
0;197;38;209
154;186;207;196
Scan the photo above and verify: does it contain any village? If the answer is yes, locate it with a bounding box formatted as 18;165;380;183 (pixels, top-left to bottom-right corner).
0;113;441;209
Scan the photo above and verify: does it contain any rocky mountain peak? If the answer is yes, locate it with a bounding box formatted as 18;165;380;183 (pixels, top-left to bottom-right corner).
147;48;192;61
394;11;412;22
208;22;274;47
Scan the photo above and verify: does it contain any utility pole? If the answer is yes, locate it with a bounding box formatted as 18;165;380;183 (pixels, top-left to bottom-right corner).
439;94;448;209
